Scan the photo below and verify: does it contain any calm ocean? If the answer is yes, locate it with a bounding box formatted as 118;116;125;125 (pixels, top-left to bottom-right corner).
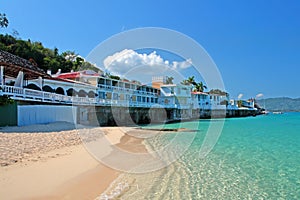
105;113;300;199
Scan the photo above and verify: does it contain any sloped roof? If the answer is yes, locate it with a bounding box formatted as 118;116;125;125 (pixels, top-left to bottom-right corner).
0;50;50;79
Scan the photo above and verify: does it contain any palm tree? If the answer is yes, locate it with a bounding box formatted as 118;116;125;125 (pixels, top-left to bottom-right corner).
181;76;196;85
166;76;174;84
0;13;9;28
194;81;207;92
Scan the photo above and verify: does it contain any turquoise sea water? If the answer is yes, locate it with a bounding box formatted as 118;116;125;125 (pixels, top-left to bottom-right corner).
105;113;300;199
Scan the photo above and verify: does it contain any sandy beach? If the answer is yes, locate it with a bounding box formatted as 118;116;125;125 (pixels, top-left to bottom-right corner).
0;122;149;200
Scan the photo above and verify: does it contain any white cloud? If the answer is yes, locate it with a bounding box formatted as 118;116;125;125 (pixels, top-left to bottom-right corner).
172;58;192;70
103;49;192;77
238;93;243;99
256;93;264;98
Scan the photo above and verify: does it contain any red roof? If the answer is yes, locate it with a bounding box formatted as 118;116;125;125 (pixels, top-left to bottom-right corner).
56;72;81;79
191;91;208;95
56;70;100;79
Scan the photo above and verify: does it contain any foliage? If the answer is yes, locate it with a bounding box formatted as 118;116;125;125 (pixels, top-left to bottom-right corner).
0;95;14;105
237;100;243;108
181;76;196;85
181;76;207;92
0;13;9;28
166;76;174;84
105;72;120;80
193;82;207;92
0;34;100;73
80;61;100;72
209;89;228;96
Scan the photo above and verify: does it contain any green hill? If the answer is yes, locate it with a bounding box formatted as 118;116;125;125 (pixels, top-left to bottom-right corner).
0;34;99;73
257;97;300;112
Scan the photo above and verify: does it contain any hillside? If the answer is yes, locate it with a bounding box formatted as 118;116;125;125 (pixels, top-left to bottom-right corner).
257;97;300;112
0;34;100;73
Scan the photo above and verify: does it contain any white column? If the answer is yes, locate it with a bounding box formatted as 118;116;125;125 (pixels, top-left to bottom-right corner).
14;71;24;87
0;66;3;85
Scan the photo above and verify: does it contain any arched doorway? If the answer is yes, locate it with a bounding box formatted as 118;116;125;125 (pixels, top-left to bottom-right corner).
42;85;54;93
88;91;96;98
26;83;41;91
66;88;77;96
55;87;65;95
78;89;87;97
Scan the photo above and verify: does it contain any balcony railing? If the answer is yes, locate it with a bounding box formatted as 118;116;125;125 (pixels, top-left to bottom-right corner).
97;84;159;96
0;85;161;108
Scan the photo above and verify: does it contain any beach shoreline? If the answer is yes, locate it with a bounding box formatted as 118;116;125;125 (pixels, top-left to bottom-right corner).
0;122;149;200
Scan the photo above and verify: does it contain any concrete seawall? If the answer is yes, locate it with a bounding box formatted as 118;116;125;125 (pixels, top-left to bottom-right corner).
0;101;261;127
78;106;261;126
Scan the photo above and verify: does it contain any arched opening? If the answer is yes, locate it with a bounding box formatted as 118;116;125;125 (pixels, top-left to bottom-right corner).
55;87;65;95
78;89;87;97
42;85;54;93
26;83;41;91
87;91;96;98
66;88;77;96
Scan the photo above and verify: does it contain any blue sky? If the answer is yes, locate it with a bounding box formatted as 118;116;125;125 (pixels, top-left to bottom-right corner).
1;0;300;99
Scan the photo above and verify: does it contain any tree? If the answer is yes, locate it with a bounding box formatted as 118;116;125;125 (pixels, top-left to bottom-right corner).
0;13;9;28
181;76;196;85
62;51;78;62
194;81;207;92
73;56;84;71
0;33;100;73
166;76;174;84
12;29;19;38
105;72;120;80
80;61;101;72
209;89;229;96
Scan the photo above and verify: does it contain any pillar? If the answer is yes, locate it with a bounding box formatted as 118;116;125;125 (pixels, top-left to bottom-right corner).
0;66;4;85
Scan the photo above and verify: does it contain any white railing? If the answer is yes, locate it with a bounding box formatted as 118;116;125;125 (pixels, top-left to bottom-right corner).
1;85;96;106
0;85;162;108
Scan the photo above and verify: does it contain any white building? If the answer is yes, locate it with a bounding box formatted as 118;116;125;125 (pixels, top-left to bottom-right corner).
97;76;159;107
209;93;228;110
159;84;192;119
191;92;210;110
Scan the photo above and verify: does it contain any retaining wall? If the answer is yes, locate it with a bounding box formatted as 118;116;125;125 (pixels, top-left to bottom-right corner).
17;105;77;126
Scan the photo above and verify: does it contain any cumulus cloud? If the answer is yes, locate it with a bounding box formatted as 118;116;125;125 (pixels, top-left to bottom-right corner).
256;93;264;98
103;49;192;76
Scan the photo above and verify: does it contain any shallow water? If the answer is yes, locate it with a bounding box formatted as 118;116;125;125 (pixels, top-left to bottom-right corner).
102;113;300;199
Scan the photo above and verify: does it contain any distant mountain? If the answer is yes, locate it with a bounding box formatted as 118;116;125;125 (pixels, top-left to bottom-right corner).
257;97;300;112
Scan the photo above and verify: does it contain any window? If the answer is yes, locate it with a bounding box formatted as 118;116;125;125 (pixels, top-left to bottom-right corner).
132;95;136;102
99;91;105;99
106;92;112;99
113;93;118;100
137;96;141;102
106;80;111;86
98;78;105;85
